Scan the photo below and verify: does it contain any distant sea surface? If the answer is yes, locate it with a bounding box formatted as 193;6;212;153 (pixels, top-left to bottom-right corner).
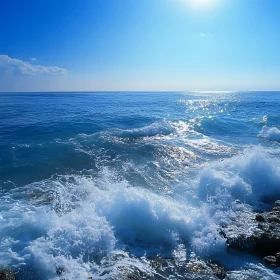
1;91;280;279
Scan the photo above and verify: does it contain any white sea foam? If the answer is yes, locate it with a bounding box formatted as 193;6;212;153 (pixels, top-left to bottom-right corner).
198;146;280;203
0;169;221;278
1;147;280;278
259;126;280;142
226;263;280;280
189;146;280;263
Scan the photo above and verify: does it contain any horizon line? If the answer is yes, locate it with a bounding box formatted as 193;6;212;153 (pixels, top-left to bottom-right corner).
1;90;280;93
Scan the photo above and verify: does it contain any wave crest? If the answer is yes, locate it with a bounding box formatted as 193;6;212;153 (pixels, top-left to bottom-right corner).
259;126;280;142
198;146;280;204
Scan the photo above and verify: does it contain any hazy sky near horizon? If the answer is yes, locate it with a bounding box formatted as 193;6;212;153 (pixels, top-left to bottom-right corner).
0;0;280;92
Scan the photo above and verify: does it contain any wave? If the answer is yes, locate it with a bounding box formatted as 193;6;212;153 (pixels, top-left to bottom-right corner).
115;120;175;139
77;120;192;141
193;116;251;139
74;120;235;162
1;146;280;278
259;126;280;142
0;169;225;278
198;146;280;204
190;146;280;259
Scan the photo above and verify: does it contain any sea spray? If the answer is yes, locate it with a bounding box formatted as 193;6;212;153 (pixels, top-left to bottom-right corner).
1;91;280;279
259;126;280;142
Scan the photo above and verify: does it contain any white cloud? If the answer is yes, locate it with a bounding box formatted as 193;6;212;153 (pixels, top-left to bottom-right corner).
30;57;37;61
200;33;213;37
0;54;67;76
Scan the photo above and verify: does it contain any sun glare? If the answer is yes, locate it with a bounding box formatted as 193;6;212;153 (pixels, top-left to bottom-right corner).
182;0;220;10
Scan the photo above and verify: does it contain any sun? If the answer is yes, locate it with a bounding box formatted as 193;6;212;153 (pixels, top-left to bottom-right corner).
182;0;220;10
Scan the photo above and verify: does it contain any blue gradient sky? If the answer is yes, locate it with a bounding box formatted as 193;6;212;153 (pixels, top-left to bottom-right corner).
0;0;280;91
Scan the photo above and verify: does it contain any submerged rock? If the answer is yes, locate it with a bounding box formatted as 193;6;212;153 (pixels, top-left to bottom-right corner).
0;270;16;280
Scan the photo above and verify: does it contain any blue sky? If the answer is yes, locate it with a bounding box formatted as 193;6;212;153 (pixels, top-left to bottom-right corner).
0;0;280;91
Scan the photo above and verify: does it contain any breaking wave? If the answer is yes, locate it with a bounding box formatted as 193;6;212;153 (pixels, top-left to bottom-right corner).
2;91;280;279
1;146;280;279
259;126;280;142
115;120;175;139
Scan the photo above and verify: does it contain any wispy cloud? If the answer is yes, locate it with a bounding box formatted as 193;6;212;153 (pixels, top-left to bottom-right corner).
200;33;213;37
0;55;67;76
30;57;37;61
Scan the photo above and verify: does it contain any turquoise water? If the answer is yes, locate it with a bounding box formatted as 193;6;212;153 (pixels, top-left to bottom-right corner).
1;91;280;279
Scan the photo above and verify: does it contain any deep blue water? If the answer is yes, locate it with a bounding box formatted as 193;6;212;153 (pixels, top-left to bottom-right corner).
1;91;280;279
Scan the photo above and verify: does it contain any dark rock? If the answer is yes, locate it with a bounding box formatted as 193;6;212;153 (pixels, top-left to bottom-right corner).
112;265;145;280
223;202;280;256
186;261;226;279
55;267;65;275
226;234;255;251
276;252;280;265
125;273;141;280
208;263;227;279
254;208;280;255
263;256;277;267
0;270;16;280
256;214;265;222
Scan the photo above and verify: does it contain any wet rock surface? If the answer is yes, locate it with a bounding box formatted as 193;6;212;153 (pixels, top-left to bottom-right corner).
0;270;16;280
222;200;280;269
263;256;277;268
114;256;228;279
3;201;280;279
219;210;257;252
186;260;227;279
254;200;280;256
148;255;227;280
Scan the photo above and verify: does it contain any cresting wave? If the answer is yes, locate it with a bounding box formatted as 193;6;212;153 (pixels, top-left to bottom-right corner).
259;126;280;142
2;92;280;279
116;120;175;138
75;119;235;160
1;146;280;279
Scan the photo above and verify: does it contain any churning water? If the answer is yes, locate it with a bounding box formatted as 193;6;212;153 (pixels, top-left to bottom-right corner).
1;91;280;279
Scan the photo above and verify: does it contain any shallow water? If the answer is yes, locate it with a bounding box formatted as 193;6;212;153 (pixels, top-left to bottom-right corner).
1;91;280;279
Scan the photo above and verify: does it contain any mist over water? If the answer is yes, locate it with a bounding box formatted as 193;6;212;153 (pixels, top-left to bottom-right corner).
1;91;280;279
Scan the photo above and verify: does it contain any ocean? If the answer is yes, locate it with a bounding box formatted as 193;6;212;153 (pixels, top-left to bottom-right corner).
1;91;280;279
